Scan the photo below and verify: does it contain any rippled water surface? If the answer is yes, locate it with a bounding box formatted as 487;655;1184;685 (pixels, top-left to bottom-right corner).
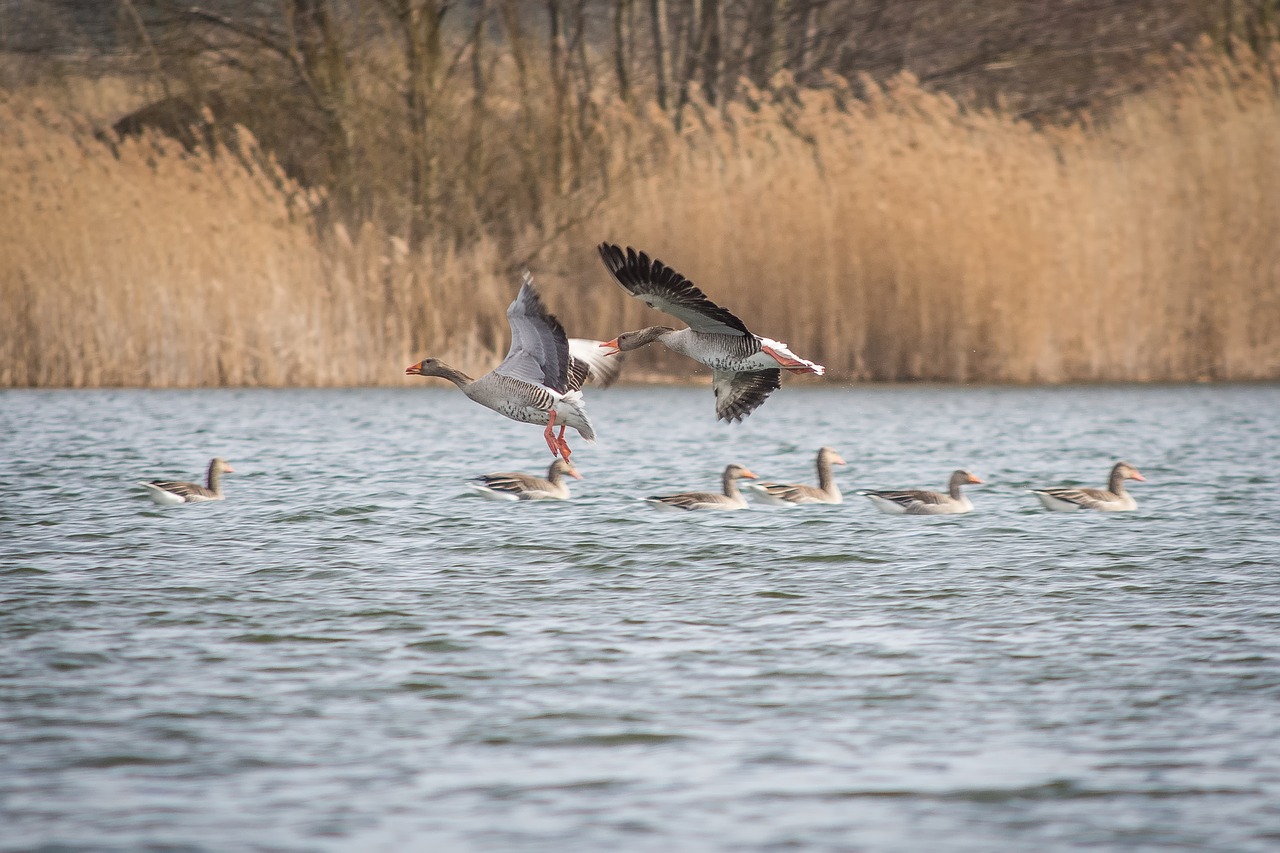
3;385;1280;851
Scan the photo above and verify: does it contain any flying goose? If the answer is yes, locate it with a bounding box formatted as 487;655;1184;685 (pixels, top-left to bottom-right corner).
860;470;982;515
470;457;583;501
138;458;234;505
645;463;758;511
407;273;595;461
1030;461;1145;511
743;447;846;505
596;243;824;422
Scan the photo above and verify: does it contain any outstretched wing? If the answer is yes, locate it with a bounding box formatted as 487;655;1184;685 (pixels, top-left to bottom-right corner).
597;243;751;336
568;338;625;388
494;272;571;392
565;357;591;392
712;368;781;422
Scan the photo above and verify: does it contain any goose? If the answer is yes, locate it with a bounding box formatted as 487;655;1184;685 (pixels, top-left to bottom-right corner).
646;463;758;511
1030;461;1145;512
860;470;982;515
743;447;846;505
470;458;583;501
138;458;234;505
407;272;595;461
596;244;824;422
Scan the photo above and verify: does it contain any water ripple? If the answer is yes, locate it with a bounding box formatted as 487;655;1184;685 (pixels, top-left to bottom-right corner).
2;385;1279;852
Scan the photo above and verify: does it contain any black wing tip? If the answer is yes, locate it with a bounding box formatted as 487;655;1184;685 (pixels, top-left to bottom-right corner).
597;242;628;273
597;242;655;289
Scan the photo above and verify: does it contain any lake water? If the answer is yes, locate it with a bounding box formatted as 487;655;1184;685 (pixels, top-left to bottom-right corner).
3;384;1279;852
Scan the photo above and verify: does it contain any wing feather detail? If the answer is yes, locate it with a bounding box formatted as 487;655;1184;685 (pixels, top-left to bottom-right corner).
712;369;782;423
496;273;571;392
597;243;751;336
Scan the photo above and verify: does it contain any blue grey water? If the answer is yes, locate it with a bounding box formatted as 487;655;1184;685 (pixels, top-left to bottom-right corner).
2;384;1279;852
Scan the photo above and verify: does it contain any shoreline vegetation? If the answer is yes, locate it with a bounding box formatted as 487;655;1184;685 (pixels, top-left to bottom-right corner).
1;7;1278;388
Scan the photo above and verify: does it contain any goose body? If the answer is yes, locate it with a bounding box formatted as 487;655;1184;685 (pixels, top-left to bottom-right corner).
138;458;234;505
597;244;824;422
744;447;846;505
1031;462;1144;512
407;273;595;460
860;470;982;515
646;463;757;511
470;458;582;501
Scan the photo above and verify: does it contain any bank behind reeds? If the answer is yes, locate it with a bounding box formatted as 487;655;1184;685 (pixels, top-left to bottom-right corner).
3;56;1279;387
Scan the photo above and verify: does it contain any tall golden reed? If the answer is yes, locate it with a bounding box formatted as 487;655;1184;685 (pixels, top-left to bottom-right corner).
1;46;1278;387
578;56;1280;382
0;99;509;387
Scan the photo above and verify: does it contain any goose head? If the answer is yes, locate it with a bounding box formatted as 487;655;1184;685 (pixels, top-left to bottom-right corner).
818;447;846;466
406;357;447;377
1113;461;1145;482
552;458;583;480
599;326;676;355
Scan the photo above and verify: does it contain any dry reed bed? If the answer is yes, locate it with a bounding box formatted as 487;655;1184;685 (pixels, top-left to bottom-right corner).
580;58;1280;382
2;50;1279;387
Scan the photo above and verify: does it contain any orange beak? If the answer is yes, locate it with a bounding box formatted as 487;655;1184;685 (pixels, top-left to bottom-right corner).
405;362;423;376
832;455;847;466
568;469;584;480
223;464;236;473
968;474;983;484
742;469;758;479
1131;470;1146;481
599;339;621;356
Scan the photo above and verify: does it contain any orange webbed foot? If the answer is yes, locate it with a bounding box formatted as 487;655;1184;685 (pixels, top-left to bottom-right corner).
543;410;561;456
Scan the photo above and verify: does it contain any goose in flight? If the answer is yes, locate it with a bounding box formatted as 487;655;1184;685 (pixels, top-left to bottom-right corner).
596;243;824;422
406;273;595;461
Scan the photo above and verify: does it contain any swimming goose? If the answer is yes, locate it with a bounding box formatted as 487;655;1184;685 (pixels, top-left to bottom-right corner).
744;447;846;505
407;272;595;461
646;463;758;511
568;338;626;388
138;458;234;505
596;244;824;422
860;470;982;515
1030;461;1145;511
470;458;583;501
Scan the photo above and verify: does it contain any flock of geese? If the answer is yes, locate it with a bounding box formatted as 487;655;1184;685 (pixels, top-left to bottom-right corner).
138;243;1147;515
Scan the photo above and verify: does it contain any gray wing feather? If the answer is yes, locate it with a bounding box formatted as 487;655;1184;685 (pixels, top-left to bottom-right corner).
712;368;782;422
1035;487;1110;509
865;489;946;510
755;482;823;502
474;472;543;495
146;480;209;499
495;273;571;392
566;357;591;393
648;492;723;510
